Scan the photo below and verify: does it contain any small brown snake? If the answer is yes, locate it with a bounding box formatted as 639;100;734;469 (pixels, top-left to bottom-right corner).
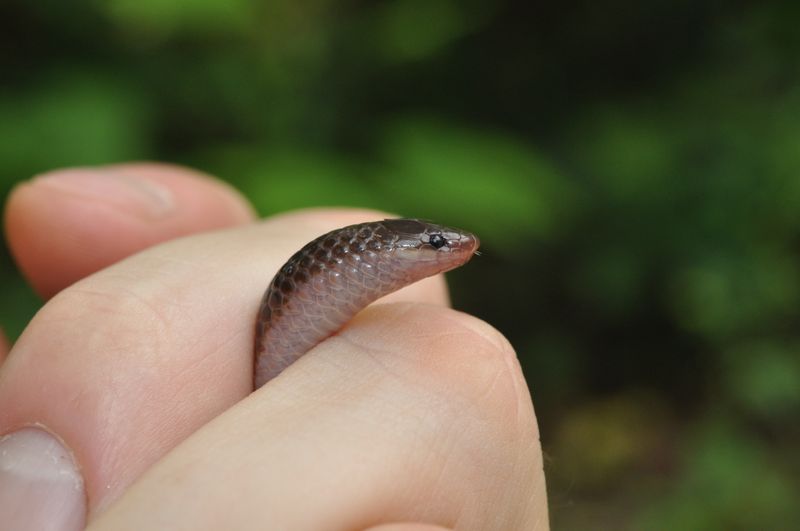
253;218;480;388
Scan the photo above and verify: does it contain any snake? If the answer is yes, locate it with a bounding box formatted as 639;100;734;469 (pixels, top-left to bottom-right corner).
253;218;480;388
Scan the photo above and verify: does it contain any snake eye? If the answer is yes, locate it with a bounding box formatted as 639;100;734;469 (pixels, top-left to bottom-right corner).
429;234;447;249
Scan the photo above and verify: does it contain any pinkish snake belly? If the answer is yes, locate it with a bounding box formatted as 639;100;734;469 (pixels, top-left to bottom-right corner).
254;218;480;388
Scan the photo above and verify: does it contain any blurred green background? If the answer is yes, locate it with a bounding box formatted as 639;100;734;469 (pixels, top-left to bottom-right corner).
2;1;799;528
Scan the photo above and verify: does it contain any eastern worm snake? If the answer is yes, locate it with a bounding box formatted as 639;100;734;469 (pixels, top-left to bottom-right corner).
254;218;480;388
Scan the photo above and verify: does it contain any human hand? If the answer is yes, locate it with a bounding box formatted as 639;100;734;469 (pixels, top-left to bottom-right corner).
0;164;548;530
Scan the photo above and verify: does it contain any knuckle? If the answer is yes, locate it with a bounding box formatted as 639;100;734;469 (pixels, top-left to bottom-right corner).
367;303;536;444
400;307;544;522
435;310;530;427
30;275;173;361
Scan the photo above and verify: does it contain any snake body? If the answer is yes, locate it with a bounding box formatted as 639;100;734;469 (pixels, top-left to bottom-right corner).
254;218;479;388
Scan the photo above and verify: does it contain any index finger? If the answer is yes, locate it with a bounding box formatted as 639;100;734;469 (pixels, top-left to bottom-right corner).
4;163;256;298
0;208;452;528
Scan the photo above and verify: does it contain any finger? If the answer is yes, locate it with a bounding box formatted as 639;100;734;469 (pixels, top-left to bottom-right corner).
89;304;546;531
4;163;256;299
0;209;452;528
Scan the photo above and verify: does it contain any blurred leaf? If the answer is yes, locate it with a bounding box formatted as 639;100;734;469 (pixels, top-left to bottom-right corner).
668;252;799;340
762;90;800;235
377;117;577;249
574;109;676;203
0;70;151;178
637;421;797;529
103;0;253;39
371;0;487;62
724;340;800;419
202;145;376;214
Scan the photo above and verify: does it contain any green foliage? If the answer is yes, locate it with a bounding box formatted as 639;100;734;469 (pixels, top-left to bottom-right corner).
724;340;800;418
102;0;254;37
371;0;487;62
637;421;799;530
1;1;799;528
0;71;149;177
376;117;576;246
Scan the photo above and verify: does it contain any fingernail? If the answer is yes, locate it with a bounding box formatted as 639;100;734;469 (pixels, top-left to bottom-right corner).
0;428;86;531
34;167;174;219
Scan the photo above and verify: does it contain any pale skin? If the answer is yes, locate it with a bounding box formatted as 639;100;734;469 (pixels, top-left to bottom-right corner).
0;163;548;530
